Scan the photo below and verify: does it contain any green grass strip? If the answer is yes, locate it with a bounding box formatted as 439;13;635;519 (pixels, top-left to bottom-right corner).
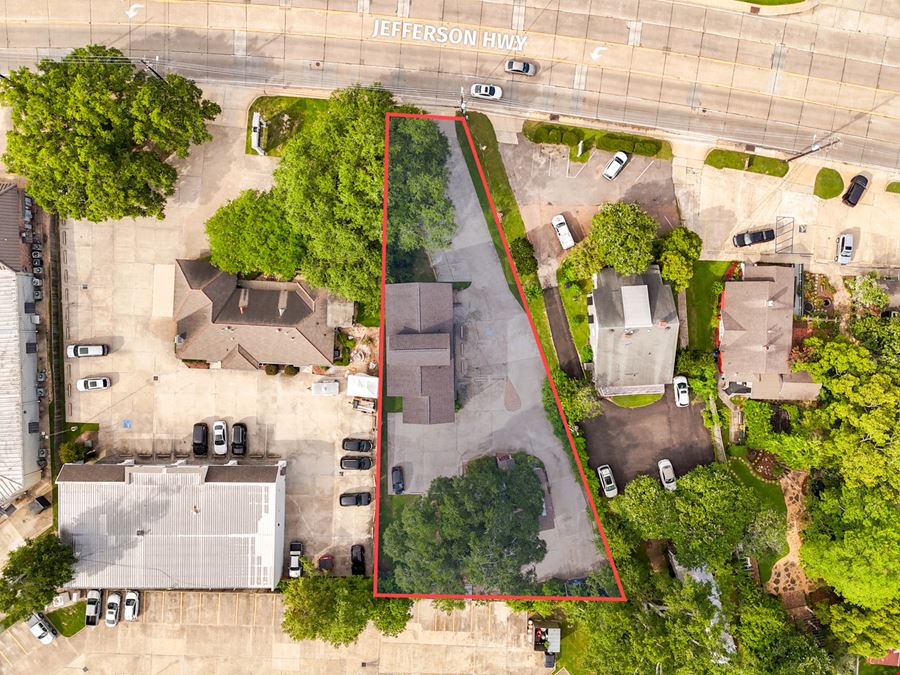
813;168;844;199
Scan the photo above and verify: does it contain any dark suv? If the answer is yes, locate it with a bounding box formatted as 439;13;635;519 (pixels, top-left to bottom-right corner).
339;492;372;507
230;423;247;455
340;456;373;470
391;466;405;495
350;545;365;576
341;438;373;453
842;174;868;206
732;228;775;248
192;423;208;455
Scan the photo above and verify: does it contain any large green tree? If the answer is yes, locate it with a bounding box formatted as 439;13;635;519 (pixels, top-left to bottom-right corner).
563;202;658;279
0;534;75;623
658;227;702;291
0;45;220;221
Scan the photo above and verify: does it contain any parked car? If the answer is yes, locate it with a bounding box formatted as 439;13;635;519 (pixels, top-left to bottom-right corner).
105;592;121;628
732;228;775;248
673;375;690;408
26;613;57;645
341;438;373;453
550;214;575;250
350;545;366;576
504;59;536;76
836;232;854;265
124;590;140;621
230;422;247;455
602;151;629;180
842;174;868;206
67;343;109;358
658;459;677;491
288;540;304;578
212;421;227;455
339;492;372;507
470;83;502;100
192;422;209;456
340;455;373;470
76;376;111;391
391;465;405;495
317;555;335;572
85;589;102;626
597;465;618;498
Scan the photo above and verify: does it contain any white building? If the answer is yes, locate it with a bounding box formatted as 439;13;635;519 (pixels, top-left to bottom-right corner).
58;462;287;590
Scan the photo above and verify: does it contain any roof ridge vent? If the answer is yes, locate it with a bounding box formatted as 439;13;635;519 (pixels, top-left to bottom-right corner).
239;288;250;314
278;290;289;317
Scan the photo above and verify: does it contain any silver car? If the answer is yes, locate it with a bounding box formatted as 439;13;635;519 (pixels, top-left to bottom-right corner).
658;459;677;491
105;592;121;628
836;233;853;265
504;59;536;76
602;151;629;180
212;421;228;456
597;465;618;498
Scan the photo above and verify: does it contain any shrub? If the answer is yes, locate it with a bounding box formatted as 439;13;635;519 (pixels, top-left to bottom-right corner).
887;181;900;194
705;149;748;171
264;364;280;375
598;134;635;153
524;280;543;300
531;125;548;144
562;130;579;146
59;441;88;464
282;365;299;376
546;128;562;144
634;140;660;156
508;237;538;276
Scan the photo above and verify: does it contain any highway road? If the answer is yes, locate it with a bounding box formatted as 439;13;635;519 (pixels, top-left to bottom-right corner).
0;0;898;171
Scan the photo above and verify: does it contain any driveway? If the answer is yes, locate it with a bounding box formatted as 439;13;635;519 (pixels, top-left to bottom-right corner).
542;286;583;379
582;388;713;488
384;119;605;585
499;137;679;286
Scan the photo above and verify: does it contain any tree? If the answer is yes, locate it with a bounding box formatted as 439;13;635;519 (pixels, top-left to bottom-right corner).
851;315;900;367
675;350;717;399
744;509;786;561
823;601;900;658
846;272;889;312
508;237;538;276
564;202;658;279
0;534;75;623
0;45;220;221
658;227;702;291
58;441;88;464
370;596;414;636
205;189;302;279
544;369;603;428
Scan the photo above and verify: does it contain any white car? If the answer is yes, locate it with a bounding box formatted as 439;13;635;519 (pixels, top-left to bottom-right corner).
597;465;618;498
66;344;109;358
124;590;140;621
212;421;228;456
288;540;304;578
85;589;102;626
673;376;690;408
105;592;121;628
658;459;677;491
551;214;575;250
602;151;629;180
26;613;57;645
504;59;536;76
836;232;853;265
76;376;111;391
470;83;502;100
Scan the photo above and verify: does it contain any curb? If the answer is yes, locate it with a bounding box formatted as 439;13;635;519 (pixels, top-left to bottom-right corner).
683;0;821;17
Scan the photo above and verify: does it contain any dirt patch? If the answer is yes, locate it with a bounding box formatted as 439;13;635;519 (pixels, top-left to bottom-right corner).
766;470;816;602
344;326;380;374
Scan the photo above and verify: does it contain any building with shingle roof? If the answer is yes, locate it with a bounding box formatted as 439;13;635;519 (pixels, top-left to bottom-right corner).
173;259;334;370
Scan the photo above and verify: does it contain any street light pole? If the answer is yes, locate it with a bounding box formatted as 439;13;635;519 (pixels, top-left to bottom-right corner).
41;425;78;440
786;136;840;162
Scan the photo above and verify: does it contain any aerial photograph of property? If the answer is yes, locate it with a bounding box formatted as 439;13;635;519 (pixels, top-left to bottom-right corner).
0;1;897;673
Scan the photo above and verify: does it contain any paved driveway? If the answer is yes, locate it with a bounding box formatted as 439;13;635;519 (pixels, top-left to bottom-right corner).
582;387;713;488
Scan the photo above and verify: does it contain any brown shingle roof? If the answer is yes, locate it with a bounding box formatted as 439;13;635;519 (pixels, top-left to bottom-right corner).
0;184;20;270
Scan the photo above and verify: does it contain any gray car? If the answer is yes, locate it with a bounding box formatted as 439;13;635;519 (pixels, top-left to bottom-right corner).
836;233;854;265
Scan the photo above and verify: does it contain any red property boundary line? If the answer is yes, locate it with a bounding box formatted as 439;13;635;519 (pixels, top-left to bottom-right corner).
373;111;626;603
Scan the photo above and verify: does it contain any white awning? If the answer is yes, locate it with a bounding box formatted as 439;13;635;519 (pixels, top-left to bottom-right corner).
312;379;340;396
346;373;379;399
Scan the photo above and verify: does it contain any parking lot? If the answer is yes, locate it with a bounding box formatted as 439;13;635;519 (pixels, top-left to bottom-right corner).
582;387;713;489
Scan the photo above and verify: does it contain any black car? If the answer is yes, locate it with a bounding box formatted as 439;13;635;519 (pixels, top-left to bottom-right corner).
732;228;775;248
339;492;372;507
391;466;405;495
341;438;373;453
340;455;373;470
842;174;868;206
350;545;365;576
191;423;208;455
231;423;247;455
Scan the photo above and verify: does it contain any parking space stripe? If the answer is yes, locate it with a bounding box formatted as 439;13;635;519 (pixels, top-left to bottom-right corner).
0;645;12;666
217;592;221;625
180;591;184;624
233;594;238;625
252;595;258;625
7;631;27;655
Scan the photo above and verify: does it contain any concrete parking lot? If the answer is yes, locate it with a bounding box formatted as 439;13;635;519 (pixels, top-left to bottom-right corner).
499;136;679;285
582;387;713;489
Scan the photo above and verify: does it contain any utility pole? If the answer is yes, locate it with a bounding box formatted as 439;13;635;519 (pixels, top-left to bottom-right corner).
140;58;164;82
459;86;467;117
786;136;839;162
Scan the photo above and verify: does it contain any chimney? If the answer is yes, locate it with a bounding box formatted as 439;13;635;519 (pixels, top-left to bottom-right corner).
238;288;250;314
278;290;289;317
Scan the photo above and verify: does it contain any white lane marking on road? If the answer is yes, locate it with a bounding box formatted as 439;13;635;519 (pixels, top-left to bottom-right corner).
396;0;410;19
125;4;144;19
590;45;607;61
357;0;370;13
512;0;525;31
234;30;246;58
627;21;642;47
574;64;588;91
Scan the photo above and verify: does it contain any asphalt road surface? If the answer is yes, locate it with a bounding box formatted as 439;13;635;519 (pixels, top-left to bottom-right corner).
0;0;897;170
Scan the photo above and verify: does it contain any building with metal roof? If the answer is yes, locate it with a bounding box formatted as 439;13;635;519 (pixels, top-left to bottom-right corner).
0;264;42;504
58;462;286;590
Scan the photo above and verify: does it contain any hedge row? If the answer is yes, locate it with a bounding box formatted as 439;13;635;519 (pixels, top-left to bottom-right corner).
525;123;662;157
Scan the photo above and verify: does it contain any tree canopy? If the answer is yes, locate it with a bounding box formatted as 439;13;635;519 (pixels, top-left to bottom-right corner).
658;227;703;291
0;534;75;623
381;453;547;595
563;202;658;279
0;45;220;221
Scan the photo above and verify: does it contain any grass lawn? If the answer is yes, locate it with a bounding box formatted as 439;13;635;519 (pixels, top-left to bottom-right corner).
705;149;788;177
859;662;900;675
746;154;789;178
355;300;380;327
685;260;731;351
813;168;844;199
729;459;788;584
608;393;664;408
47;601;86;637
245;96;328;156
382;396;403;413
705;149;747;171
887;181;900;194
556;622;591;675
522;121;673;161
556;276;593;363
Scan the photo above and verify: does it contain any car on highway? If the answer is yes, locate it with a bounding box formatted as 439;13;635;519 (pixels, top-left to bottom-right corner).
230;422;247;455
836;233;854;265
732;228;775;248
124;590;140;622
602;151;630;180
351;545;366;576
470;83;502;100
105;592;121;628
842;174;868;206
673;375;690;408
288;540;304;578
504;59;536;76
192;422;208;456
76;376;111;391
66;343;108;358
340;455;373;470
658;459;677;491
26;613;57;645
212;421;227;456
341;438;373;453
551;214;575;250
597;465;618;499
339;492;372;507
85;589;102;627
392;465;405;495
